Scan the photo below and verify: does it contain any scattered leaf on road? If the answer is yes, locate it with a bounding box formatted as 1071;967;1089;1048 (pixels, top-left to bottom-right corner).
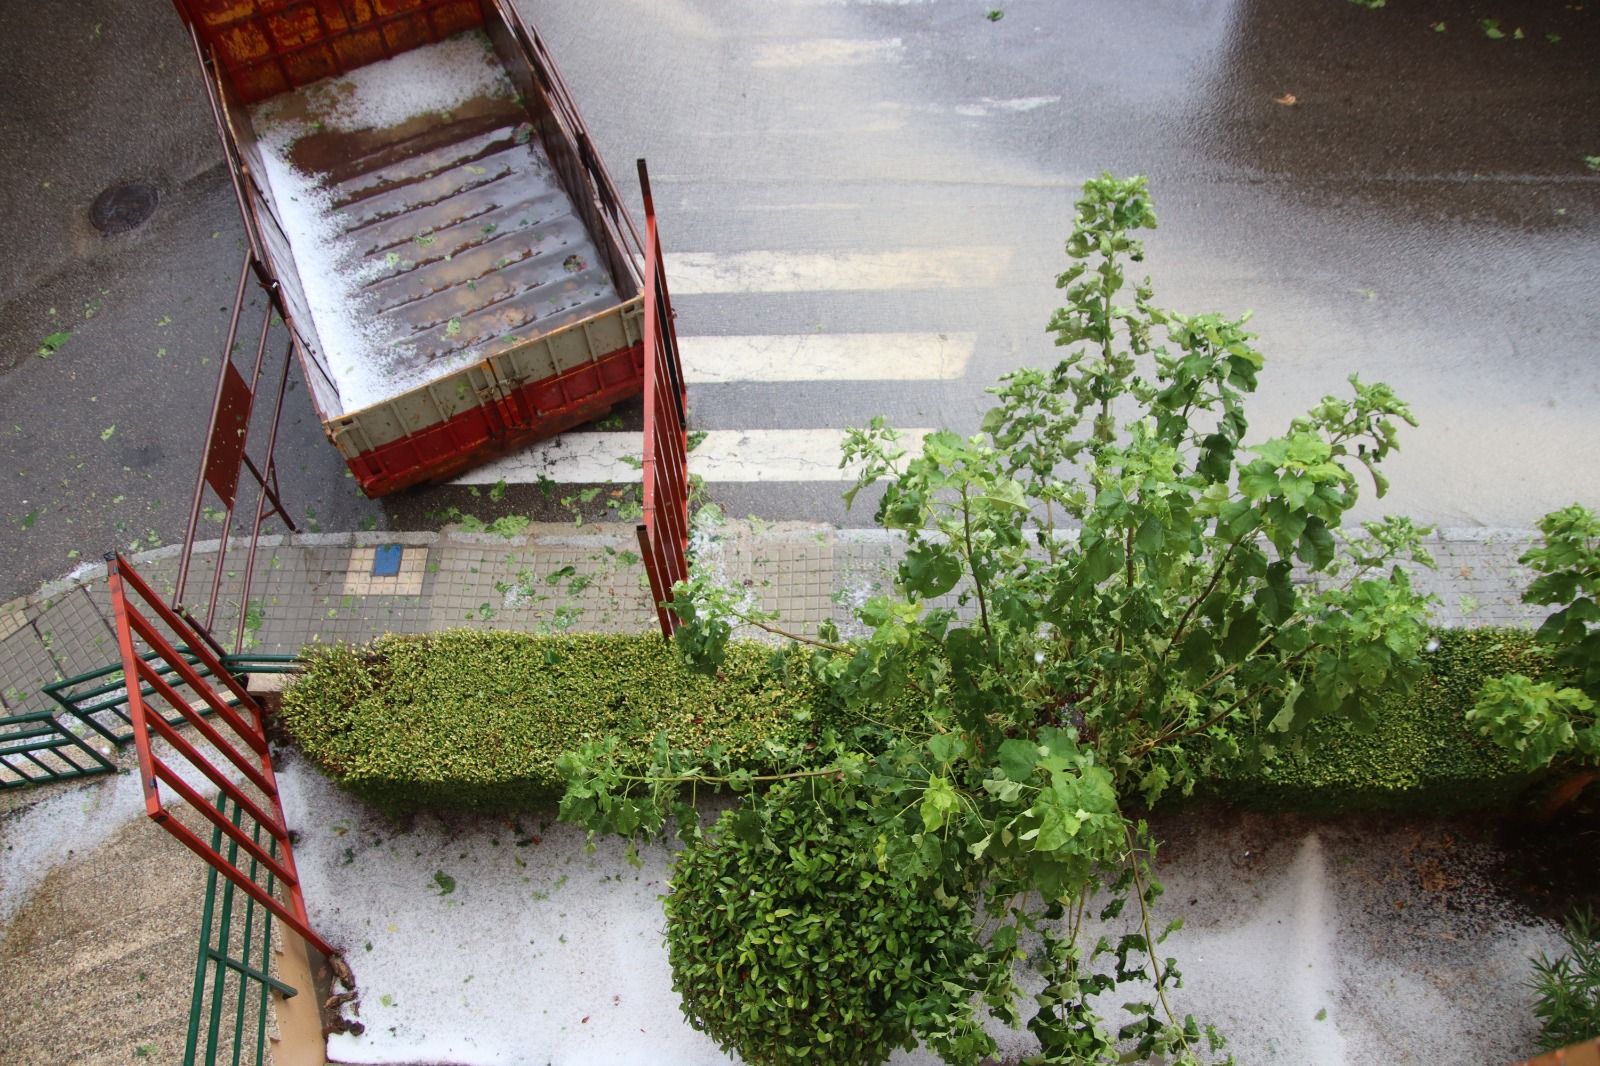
1274;93;1298;106
100;425;116;441
37;330;71;358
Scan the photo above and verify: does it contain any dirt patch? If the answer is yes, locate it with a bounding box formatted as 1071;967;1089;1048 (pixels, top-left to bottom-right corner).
0;811;205;1065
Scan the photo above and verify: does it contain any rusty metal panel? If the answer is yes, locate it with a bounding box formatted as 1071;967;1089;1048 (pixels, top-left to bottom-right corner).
204;362;255;508
172;0;485;104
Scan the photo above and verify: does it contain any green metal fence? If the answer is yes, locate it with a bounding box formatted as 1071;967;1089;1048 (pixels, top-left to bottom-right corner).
42;646;227;747
220;653;302;677
0;708;116;789
186;790;299;1066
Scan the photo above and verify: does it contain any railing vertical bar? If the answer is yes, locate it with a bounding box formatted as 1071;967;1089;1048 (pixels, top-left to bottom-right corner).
204;796;244;1066
230;812;266;1066
185;794;227;1065
107;557;166;820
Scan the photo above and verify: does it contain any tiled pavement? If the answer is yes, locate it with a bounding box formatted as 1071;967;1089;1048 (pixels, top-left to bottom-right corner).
0;522;1550;722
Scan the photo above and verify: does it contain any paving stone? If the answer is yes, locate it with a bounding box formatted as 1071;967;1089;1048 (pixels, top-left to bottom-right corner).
0;626;61;713
30;587;118;680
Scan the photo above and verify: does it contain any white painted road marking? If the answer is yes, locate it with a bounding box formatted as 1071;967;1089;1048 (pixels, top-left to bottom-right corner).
752;38;904;68
662;248;1013;294
682;331;975;383
452;429;935;485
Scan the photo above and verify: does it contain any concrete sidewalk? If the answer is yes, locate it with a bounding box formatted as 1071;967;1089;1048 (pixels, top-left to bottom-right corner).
0;521;1549;719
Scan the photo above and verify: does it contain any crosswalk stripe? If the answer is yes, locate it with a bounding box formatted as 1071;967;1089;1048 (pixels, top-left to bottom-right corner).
682;332;975;383
452;429;935;485
662;248;1013;294
751;37;904;68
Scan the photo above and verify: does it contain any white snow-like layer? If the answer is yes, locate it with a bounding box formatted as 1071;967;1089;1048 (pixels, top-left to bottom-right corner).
247;33;514;415
270;33;508;135
0;734;247;931
248;140;405;415
279;756;1567;1066
276;757;732;1066
1151;834;1349;1064
0;766;147;927
1132;823;1561;1064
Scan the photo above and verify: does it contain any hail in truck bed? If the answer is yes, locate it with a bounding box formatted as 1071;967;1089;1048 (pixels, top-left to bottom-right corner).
248;31;618;416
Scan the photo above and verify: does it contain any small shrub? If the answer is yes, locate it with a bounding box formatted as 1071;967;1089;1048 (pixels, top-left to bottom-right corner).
1530;908;1600;1051
1469;505;1600;779
663;781;981;1066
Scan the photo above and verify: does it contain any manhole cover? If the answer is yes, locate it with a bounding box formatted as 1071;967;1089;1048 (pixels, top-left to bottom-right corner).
89;181;158;235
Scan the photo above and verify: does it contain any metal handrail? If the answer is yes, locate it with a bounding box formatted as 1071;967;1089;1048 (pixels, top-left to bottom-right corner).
634;159;690;638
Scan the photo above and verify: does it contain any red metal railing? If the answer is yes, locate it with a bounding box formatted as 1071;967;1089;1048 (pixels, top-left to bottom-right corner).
634;160;690;639
106;553;334;959
174;253;299;652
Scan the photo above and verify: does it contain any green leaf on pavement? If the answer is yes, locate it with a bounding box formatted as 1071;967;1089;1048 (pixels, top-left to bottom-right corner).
37;330;70;358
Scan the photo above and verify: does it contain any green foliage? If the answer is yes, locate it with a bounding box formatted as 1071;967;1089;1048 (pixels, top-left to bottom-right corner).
1469;505;1600;772
285;625;1533;817
1470;675;1596;771
1523;505;1600;696
278;631;837;812
1530;908;1600;1051
562;174;1435;1064
664;781;984;1066
1224;628;1539;811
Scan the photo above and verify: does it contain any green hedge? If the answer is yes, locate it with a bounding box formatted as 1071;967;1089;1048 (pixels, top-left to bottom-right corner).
1215;627;1545;812
278;631;834;811
280;627;1548;815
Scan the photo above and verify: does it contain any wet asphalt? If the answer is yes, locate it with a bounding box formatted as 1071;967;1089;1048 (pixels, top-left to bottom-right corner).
1;0;1596;603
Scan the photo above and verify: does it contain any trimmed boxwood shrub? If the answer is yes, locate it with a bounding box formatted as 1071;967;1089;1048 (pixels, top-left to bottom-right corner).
278;630;837;811
280;627;1549;814
1216;627;1547;812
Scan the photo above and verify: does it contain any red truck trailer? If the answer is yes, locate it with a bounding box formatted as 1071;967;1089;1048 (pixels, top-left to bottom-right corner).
173;0;656;496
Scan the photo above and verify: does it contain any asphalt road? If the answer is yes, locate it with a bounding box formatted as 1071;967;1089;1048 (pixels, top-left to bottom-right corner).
1;0;1597;604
